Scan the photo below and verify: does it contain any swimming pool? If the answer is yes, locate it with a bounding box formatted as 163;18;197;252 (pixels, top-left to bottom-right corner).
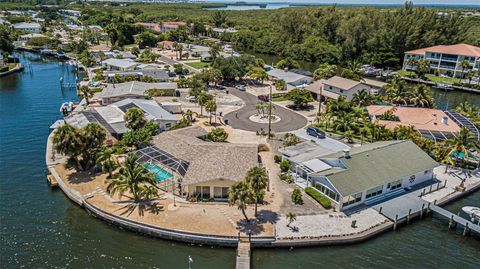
144;163;173;182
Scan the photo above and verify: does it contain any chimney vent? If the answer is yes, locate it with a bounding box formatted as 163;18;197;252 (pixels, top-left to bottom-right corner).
343;149;350;159
442;116;448;124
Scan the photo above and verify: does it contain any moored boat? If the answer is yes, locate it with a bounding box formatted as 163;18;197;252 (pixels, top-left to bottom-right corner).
462;206;480;224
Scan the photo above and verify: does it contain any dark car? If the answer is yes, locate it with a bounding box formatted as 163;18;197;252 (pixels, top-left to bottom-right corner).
258;94;270;102
168;72;177;77
306;126;326;139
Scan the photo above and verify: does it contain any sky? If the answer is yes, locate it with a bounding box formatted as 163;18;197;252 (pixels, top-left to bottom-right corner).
209;0;480;6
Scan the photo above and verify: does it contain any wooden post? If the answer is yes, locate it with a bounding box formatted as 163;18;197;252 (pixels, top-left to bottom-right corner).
422;189;425;196
420;204;425;219
427;202;431;215
407;209;411;224
394;214;398;230
379;207;382;214
444;180;447;188
437;182;440;190
463;223;469;236
434;199;437;205
429;185;432;193
448;215;454;230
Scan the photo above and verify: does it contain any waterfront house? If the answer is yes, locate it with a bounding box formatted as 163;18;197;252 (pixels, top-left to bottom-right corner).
135;126;258;200
366;105;461;142
102;59;139;71
160;21;187;33
13;22;41;33
306;140;438;211
99;81;177;105
319;76;385;101
65;98;178;137
106;69;170;83
402;43;480;79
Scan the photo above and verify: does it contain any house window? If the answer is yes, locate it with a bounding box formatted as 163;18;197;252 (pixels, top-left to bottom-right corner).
388;180;402;190
214;187;229;199
343;192;362;206
165;123;172;128
366;185;383;199
329;86;332;90
194;186;211;198
340;89;344;93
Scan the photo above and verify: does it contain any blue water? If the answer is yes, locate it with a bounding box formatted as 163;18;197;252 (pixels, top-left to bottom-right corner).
144;163;174;182
0;52;479;268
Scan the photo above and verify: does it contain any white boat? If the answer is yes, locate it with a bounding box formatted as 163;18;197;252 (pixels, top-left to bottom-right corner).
59;102;74;114
462;206;480;224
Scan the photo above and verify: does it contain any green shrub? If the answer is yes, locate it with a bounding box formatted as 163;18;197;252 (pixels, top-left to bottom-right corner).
0;66;8;72
279;173;293;183
274;155;282;163
291;188;303;204
305;187;332;209
279;159;290;173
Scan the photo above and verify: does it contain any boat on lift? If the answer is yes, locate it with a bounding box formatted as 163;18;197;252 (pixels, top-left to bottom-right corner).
462;206;480;224
59;102;74;114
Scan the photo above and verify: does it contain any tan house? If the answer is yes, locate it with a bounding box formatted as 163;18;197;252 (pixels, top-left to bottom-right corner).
138;126;259;200
320;76;386;101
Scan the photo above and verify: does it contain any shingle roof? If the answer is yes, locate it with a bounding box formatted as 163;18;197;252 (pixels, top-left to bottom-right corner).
99;81;177;99
323;76;361;90
313;140;438;196
151;126;258;185
102;58;139;69
405;43;480;57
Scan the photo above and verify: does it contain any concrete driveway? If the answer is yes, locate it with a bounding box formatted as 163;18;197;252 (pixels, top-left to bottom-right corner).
223;89;308;133
292;129;350;152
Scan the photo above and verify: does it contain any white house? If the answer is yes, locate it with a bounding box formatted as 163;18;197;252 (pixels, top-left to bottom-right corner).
306;140;438;211
13;22;41;33
99;81;177;105
266;67;313;89
101;58;139;71
321;76;385;101
403;43;480;79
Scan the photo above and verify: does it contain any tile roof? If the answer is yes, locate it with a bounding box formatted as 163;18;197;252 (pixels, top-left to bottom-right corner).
367;105;461;133
313;140;438;196
405;43;480;57
151;126;258;185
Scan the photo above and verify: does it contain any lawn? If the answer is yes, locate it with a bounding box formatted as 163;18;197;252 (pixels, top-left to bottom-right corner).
424;74;461;85
185;61;211;69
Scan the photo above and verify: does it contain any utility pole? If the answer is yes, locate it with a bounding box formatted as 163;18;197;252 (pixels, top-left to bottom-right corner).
268;85;272;139
317;83;323;116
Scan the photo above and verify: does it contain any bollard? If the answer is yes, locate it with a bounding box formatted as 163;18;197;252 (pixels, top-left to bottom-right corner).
407;209;412;224
427;203;431;214
429;185;432;193
394;214;398;231
379;207;382;214
434;199;437;205
463;223;469;236
351;220;357;228
444;180;447;188
420;204;425;219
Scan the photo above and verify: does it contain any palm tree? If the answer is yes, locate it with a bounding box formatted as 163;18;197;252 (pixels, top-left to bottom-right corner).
196;92;211;116
228;181;254;222
255;101;269;117
78;86;93;105
410;84;434;108
245;167;268;217
182;109;194;124
97;147;118;178
286;212;296;227
405;58;418;77
459;60;471;79
393;125;417;140
433;145;454;173
124;108;146;131
448;127;477;167
205;99;217;125
106;154;158;202
351;89;371;107
53;124;83;170
81;123;106;169
454;101;471;115
209;43;221;60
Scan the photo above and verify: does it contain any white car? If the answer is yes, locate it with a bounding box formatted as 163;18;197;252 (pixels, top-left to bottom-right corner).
187;96;196;102
235;85;245;91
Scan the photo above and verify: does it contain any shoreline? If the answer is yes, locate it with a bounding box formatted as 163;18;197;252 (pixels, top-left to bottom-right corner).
45;131;480;248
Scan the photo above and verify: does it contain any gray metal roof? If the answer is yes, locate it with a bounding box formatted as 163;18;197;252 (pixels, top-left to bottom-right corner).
267;68;312;84
111;98;178;122
99;81;177;99
102;58;139;69
107;69;169;82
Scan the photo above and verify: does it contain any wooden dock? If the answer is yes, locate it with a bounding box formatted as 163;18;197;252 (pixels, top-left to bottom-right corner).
430;205;480;235
236;237;251;269
47;174;58;188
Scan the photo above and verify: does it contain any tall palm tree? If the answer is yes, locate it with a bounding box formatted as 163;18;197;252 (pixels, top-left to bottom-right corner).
245;167;268;217
97;147;118;178
454;101;471;115
405;57;418;77
53;124;83;169
205;99;217;125
433;145;454;173
448;128;477;167
410;84;434;108
286;212;296;227
82;123;106;169
459;60;471;79
196;92;211;116
351;89;371;107
124;108;146;131
182;109;194;124
78;86;93;105
106;154;158;202
228;181;254;222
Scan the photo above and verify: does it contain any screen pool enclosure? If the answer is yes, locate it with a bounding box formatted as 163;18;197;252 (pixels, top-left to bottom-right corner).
134;146;190;179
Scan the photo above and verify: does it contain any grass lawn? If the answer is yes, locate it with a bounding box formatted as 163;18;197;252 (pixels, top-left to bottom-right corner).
186;61;211;69
424;74;461;85
272;96;289;102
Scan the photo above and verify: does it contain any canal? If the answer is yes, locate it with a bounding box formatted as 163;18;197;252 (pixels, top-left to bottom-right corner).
0;52;478;268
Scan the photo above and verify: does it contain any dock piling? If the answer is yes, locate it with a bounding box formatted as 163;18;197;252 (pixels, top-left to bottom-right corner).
393;214;398;230
463;223;469;236
448;215;454;230
420;204;425;219
407;209;411;224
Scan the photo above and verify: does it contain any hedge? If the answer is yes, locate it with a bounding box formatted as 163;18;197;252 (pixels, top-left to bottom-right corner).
305;187;332;209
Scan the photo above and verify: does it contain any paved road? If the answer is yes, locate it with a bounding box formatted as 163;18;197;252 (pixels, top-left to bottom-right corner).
223;89;308;133
158;56;199;74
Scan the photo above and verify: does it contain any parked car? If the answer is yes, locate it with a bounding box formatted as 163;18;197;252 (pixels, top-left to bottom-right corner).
168;72;176;77
306;126;326;139
187;96;196;102
235;85;245;91
258;94;270;102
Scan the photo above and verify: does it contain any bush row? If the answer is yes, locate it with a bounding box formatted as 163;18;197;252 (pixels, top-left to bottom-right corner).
305;187;332;209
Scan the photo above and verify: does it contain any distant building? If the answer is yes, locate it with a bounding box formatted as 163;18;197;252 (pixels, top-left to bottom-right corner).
266;67;313;90
135;21;187;33
99;81;177;105
367;105;461;142
65;98;179;137
290;140;438;211
317;76;386;101
19;33;46;41
403;43;480;79
59;9;81;17
13;22;41;33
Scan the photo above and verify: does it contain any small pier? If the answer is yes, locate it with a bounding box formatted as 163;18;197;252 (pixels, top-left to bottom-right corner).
236;235;251;269
47;174;58;188
430;205;480;235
